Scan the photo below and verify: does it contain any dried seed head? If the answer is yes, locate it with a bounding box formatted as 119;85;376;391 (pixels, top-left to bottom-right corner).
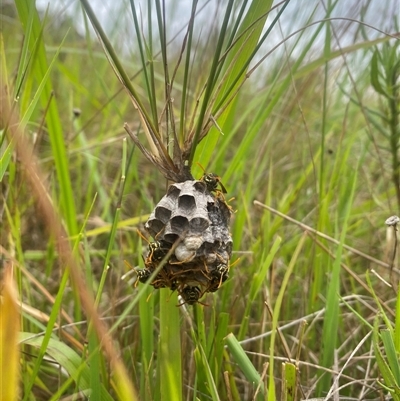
385;215;400;226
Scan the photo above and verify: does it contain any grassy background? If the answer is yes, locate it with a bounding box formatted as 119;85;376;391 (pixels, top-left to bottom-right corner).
1;0;400;400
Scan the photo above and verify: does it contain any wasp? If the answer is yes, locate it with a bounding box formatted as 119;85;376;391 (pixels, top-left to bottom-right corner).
137;229;170;265
208;263;229;292
179;285;202;305
197;163;227;194
122;260;153;287
133;263;173;289
202;172;227;194
197;164;236;218
136;268;152;284
147;240;169;263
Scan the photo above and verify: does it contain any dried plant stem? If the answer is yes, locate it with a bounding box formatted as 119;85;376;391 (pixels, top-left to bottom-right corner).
254;201;393;272
385;216;400;291
390;225;398;287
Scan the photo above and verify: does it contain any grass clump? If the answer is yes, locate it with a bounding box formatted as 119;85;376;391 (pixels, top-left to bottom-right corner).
1;0;400;400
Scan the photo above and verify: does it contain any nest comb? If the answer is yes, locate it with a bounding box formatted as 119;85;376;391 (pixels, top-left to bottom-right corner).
123;123;233;304
136;179;233;305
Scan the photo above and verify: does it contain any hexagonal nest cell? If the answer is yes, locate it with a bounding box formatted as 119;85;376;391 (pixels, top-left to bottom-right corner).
136;179;233;305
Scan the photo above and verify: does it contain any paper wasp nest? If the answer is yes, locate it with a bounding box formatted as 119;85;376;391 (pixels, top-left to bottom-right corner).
137;179;233;305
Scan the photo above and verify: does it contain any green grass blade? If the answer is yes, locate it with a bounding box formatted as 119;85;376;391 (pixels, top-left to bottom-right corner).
188;0;235;166
193;0;274;172
213;312;229;385
282;362;297;401
0;140;13;181
238;236;281;340
395;288;400;352
365;271;394;336
179;0;198;142
0;35;10;119
268;232;307;400
194;303;207;349
316;141;363;395
80;0;157;135
213;0;288;113
194;344;221;401
20;332;114;400
159;290;182;401
370;49;387;96
14;0;35;99
129;0;157;122
139;278;155;401
88;328;102;400
22;265;72;400
19;33;68;129
193;304;211;397
381;329;400;386
14;0;78;235
373;320;400;401
72;114;109;214
294;34;397;81
225;333;264;401
0;269;20;401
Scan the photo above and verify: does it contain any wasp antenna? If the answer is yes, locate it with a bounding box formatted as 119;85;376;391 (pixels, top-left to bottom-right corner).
121;269;137;281
230;258;240;268
121;262;141;286
219;180;228;194
136;228;150;244
196;161;206;173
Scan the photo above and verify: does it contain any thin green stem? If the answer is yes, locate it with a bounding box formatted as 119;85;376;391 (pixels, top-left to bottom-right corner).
188;0;234;166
